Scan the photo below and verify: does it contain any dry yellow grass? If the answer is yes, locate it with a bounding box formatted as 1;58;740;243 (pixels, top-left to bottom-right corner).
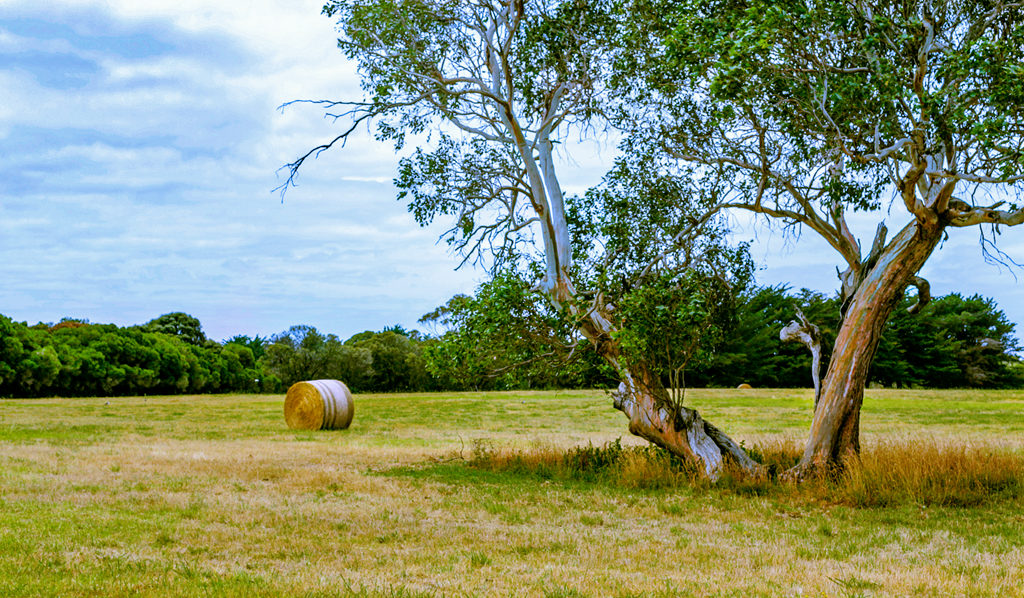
0;389;1022;597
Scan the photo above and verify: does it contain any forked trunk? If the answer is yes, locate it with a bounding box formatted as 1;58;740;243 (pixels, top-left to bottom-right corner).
788;220;944;478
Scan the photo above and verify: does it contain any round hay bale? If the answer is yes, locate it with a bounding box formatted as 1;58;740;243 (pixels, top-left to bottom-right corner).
736;383;753;389
284;380;354;430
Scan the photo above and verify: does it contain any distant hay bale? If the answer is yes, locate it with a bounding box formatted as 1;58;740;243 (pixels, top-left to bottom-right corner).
284;380;354;430
737;383;753;389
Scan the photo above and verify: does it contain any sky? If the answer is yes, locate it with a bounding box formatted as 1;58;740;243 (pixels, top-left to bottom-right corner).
1;0;1023;343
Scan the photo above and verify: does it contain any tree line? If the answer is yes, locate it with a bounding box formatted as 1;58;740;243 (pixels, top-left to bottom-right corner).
2;282;1020;398
0;312;434;398
423;276;1024;392
0;313;265;398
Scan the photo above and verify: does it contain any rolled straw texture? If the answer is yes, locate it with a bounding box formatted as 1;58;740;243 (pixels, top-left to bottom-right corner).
284;380;354;430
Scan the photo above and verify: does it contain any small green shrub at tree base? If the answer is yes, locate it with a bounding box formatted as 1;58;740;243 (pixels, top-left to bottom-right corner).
468;438;703;489
615;269;746;406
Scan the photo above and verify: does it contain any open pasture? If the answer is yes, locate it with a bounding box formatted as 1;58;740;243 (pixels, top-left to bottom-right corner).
1;389;1023;597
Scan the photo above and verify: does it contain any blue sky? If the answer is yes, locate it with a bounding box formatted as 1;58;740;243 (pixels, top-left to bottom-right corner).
2;1;1023;343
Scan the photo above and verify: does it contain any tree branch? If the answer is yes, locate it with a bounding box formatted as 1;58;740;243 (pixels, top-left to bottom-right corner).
635;202;726;282
947;203;1024;227
906;275;931;314
937;172;1024;184
780;307;825;408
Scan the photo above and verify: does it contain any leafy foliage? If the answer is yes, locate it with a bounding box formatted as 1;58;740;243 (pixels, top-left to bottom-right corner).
608;0;1024;327
259;325;433;392
142;312;211;347
618;0;1024;194
0;313;264;397
350;329;429;392
563;145;755;397
569;147;748;298
614;269;743;404
690;286;839;389
418;271;614;390
873;293;1024;389
225;334;268;362
691;286;1024;390
260;325;375;391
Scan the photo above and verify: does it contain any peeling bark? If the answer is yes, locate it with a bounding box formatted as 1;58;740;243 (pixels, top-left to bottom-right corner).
607;352;762;480
788;219;944;479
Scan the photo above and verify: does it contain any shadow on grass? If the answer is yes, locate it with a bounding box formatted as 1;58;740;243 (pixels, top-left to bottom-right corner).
386;438;1024;508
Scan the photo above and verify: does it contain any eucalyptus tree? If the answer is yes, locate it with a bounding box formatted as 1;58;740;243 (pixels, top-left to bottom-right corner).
616;0;1024;476
285;0;759;477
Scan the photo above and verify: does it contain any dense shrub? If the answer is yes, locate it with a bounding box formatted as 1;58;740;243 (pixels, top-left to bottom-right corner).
0;314;263;398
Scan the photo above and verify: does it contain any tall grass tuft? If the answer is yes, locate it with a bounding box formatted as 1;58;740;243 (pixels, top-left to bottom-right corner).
468;439;702;489
830;439;1024;507
467;438;1024;506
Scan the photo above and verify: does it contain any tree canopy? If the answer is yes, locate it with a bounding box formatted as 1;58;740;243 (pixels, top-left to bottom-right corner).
0;314;263;397
285;0;1024;477
285;0;766;478
608;0;1024;474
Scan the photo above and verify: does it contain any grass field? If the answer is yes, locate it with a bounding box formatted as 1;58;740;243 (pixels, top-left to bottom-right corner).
1;388;1023;597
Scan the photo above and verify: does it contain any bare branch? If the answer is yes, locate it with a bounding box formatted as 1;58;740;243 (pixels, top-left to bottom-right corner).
947;202;1024;227
854;136;915;164
838;222;887;305
780;307;824;408
906;275;931;314
635;202;726;282
865;222;887;267
936;172;1024;184
275;132;351;198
